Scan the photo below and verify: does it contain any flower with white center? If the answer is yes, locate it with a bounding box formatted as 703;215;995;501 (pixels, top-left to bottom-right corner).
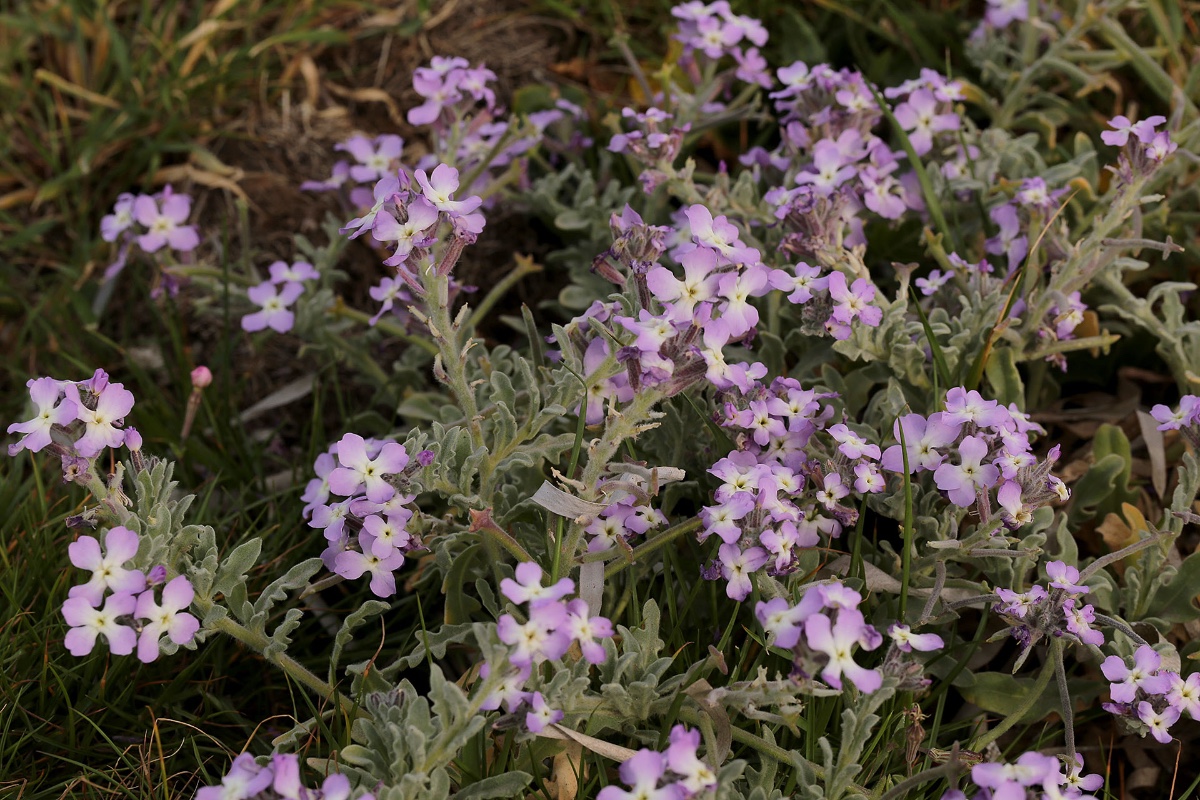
327;433;409;503
135;575;200;663
62;592;137;657
7;377;77;456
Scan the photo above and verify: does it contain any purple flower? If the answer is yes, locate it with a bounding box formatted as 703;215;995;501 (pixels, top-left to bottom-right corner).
816;472;849;509
892;90;958;155
971;752;1058;793
995;586;1047;619
1101;115;1165;147
853;462;885;493
805;608;882;692
242;281;304;333
62;592;137;656
683;204;757;265
267;260;319;285
196;753;274;800
755;595;818;649
337;134;404;183
414;164;483;217
1062;600;1104;646
68;525;146;607
933;435;999;507
1046;560;1088;595
7;377;77;456
718;543;769;600
596;749;682;800
132;188;199;253
888;623;944;652
327;433;409;503
361;513;412;558
1102;646;1170;703
64;379;135;457
880;412;961;473
826;271;882;332
666;725;718;794
524;691;564;733
341;174;402;239
1137;701;1179;743
1150;396;1200;430
942;388;1010;429
497;599;571;666
828;423;881;460
565;599;613;664
500;562;575;605
333;533;405;597
478;662;531;712
374;197;440;266
100;193;136;242
1166;672;1200;720
134;575;200;663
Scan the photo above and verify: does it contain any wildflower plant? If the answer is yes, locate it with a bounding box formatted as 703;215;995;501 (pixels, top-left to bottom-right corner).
13;1;1200;797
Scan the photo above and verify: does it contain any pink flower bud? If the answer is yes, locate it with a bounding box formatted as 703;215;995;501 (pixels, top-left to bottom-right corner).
190;366;213;389
124;427;143;452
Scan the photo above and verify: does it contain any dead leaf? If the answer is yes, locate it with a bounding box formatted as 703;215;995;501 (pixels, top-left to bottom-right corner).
545;740;582;800
1136;409;1168;499
537;724;637;762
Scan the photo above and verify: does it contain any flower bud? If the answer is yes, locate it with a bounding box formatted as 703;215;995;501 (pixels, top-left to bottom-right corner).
191;366;213;389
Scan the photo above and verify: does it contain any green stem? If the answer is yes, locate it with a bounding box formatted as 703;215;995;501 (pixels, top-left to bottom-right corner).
602;517;704;578
329;302;439;356
466;256;541;332
197;599;361;718
970;640;1057;751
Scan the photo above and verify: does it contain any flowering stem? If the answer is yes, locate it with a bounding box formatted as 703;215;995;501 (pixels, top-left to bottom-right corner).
466;255;542;332
897;414;915;620
328;300;440;355
195;598;361;718
1078;529;1174;582
969;640;1057;751
425;271;486;453
602;517;704;579
1052;639;1076;762
561;389;665;569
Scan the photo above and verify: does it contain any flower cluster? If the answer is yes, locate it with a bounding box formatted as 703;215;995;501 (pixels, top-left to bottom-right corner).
480;563;613;733
597;726;718;800
1102;114;1177;176
755;581;894;693
304;433;430;598
584;493;668;553
8;370;138;472
1101;645;1199;744
241;260;321;334
882;388;1067;525
61;525;199;663
1150;393;1200;452
946;751;1103;800
993;560;1105;654
99;185;200;281
608;107;690;191
197;752;371;800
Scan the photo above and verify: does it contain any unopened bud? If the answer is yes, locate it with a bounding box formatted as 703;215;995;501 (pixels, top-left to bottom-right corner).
191;365;213;389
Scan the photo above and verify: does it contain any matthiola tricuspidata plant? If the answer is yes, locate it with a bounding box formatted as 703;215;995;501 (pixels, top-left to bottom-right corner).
20;0;1200;796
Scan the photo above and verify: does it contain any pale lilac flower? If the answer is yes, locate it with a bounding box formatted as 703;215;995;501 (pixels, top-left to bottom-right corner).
719;544;769;601
361;513;413;558
497;600;571;666
374;197;440;266
972;752;1058;794
796;140;856;196
755;596;813;649
501;562;575;605
805;608;882;692
414;164;483;217
826;271;882;331
1166;672;1200;720
134;575;200;663
100;193;137;242
62;592;137;656
683;204;757;264
1101;115;1165;147
1150;396;1200;430
892;90;958;155
196;753;274;800
880;412;961;473
328;433;409;503
1062;600;1104;646
700;492;755;544
478;662;531;712
132;189;200;253
942;388;1010;428
828;423;881;460
853;462;885;493
888;623;944;652
271;754;302;799
267;260;319;285
666;726;717;794
242;281;304;333
984;0;1028;27
301;451;337;518
341;174;402;238
64;379;135;457
646;247;720;323
816;473;849;509
68;526;146;607
1138;701;1179;743
596;750;682;800
1102;646;1171;702
564;599;613;664
995;586;1047;618
524;691;563;733
337;134;404;183
333;533;405;597
1144;130;1178;161
1046;561;1088;594
7;377;77;456
933;435;999;506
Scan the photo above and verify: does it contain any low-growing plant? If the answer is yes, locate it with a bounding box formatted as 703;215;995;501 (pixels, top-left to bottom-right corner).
10;1;1200;798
